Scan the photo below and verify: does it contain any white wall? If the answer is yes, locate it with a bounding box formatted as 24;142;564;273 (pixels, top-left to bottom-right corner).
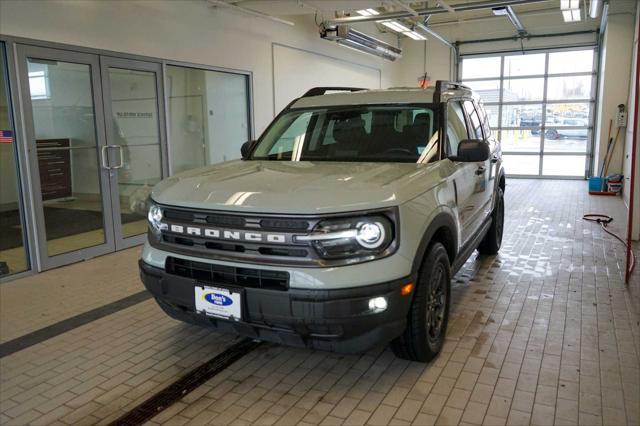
0;0;400;138
594;1;637;179
623;2;640;240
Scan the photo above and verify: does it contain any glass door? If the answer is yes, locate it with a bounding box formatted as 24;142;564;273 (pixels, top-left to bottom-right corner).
17;45;116;270
100;57;166;250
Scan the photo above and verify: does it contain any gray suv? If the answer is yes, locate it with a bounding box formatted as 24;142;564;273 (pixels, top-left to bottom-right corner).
140;81;505;362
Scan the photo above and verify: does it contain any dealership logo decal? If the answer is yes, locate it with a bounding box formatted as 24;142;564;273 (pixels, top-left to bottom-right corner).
167;224;287;244
204;293;233;306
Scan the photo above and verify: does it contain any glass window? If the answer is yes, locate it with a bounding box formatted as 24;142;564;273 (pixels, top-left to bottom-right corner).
501;104;543;128
546;76;592;100
542;155;586;176
502;154;539;175
548;50;594;74
166;65;250;173
463;101;483;139
500;130;540;152
545;103;590;126
482;104;499;128
502;78;545;102
1;43;29;276
461;48;595;178
27;62;50;100
462;80;500;103
28;59;108;257
447;102;468;156
252;105;441;163
544;129;588;153
476;101;492;138
461;57;501;79
503;53;546;77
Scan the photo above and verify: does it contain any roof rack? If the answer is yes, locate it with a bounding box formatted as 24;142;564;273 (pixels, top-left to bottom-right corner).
301;87;367;98
434;80;471;103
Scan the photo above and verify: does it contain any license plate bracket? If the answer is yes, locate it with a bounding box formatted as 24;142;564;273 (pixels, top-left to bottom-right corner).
194;285;242;321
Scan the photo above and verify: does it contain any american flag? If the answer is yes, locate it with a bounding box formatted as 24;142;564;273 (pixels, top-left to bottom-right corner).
0;130;14;144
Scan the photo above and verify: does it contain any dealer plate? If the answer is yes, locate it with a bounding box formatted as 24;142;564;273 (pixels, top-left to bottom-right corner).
195;286;242;321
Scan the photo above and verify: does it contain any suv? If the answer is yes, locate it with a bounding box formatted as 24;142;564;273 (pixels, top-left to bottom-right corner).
140;81;505;362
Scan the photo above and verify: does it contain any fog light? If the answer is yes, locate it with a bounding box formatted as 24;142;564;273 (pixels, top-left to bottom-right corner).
368;296;388;313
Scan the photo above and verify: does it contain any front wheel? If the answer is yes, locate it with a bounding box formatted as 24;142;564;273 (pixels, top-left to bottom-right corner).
390;242;451;362
478;187;504;255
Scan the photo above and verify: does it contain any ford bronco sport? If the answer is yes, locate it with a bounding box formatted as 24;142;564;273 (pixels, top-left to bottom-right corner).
140;81;505;362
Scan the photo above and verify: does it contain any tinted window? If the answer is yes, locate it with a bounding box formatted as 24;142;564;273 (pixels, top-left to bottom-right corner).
252;105;440;163
463;100;484;140
446;102;467;157
476;100;492;137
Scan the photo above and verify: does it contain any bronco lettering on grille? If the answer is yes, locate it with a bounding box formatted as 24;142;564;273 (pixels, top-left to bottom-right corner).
167;224;287;244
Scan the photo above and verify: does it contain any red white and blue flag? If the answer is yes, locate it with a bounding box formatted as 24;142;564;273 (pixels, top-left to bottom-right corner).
0;130;14;144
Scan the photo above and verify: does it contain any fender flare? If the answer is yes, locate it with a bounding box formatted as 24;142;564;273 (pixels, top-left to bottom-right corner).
411;212;459;276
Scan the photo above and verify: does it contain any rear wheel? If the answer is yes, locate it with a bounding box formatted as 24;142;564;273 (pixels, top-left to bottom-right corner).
478;187;504;255
391;242;450;362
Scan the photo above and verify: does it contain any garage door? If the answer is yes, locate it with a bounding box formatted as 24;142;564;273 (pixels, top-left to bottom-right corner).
461;48;597;178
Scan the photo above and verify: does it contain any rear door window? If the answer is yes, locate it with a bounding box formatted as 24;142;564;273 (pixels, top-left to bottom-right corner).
446;102;468;157
463;100;484;140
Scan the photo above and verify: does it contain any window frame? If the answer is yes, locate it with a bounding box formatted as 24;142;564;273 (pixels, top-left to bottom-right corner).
459;46;598;179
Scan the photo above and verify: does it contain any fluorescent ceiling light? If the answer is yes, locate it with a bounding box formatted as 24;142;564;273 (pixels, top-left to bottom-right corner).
357;9;379;16
562;8;581;22
560;0;580;22
572;9;581;21
321;24;402;61
405;31;426;40
381;20;411;33
560;0;579;9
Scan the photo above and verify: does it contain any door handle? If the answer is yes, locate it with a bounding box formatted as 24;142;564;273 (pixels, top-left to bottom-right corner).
110;145;125;169
100;145;111;170
475;167;486;175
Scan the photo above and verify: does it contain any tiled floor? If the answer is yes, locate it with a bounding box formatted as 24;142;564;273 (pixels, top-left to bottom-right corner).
0;179;638;426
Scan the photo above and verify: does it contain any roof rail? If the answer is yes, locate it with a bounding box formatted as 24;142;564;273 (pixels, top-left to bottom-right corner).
434;80;471;103
301;87;367;98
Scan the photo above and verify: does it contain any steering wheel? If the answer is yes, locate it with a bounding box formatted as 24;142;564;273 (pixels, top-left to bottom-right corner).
383;148;414;156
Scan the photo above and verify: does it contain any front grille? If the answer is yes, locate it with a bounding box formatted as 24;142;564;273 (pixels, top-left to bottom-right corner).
165;257;289;291
156;206;318;264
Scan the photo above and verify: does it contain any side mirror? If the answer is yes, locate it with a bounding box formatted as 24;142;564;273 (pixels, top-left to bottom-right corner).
452;139;490;162
241;140;255;160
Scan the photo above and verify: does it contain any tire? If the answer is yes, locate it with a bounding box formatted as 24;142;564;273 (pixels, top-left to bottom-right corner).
545;129;560;139
390;242;451;362
477;187;504;255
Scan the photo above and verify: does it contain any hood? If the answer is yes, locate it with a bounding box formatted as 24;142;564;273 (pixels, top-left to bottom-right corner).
152;160;442;214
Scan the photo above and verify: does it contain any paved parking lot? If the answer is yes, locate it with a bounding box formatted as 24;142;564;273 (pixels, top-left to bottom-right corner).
1;179;638;426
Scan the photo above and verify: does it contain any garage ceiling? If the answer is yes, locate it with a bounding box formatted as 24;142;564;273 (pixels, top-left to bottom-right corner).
216;1;600;39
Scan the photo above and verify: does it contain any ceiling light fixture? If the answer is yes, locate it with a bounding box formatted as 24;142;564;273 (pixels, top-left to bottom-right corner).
560;0;581;22
357;9;380;16
320;24;402;61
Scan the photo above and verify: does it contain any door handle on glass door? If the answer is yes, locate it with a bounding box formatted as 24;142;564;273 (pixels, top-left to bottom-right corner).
110;145;125;169
100;145;111;170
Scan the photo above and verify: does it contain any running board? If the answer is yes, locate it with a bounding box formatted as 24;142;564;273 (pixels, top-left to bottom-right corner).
452;216;492;274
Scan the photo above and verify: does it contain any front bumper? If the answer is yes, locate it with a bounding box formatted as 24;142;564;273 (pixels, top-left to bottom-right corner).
140;260;415;353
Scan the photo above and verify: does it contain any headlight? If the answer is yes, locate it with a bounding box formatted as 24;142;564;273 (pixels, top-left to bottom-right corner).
147;203;166;233
296;215;395;260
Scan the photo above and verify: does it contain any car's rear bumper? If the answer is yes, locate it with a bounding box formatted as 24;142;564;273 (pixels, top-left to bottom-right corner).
139;259;415;353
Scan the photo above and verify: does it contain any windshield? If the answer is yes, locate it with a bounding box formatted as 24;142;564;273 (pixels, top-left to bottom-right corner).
251;105;441;163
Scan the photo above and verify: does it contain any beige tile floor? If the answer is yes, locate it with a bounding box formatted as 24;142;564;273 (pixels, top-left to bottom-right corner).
0;179;638;426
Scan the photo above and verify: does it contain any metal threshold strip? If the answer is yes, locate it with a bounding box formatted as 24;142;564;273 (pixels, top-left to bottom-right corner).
109;338;263;426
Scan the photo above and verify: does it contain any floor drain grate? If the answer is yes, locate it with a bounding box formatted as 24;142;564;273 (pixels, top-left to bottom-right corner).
109;338;262;426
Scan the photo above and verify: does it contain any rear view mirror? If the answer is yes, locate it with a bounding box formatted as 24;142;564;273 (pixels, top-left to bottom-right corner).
241;140;256;160
451;139;490;162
